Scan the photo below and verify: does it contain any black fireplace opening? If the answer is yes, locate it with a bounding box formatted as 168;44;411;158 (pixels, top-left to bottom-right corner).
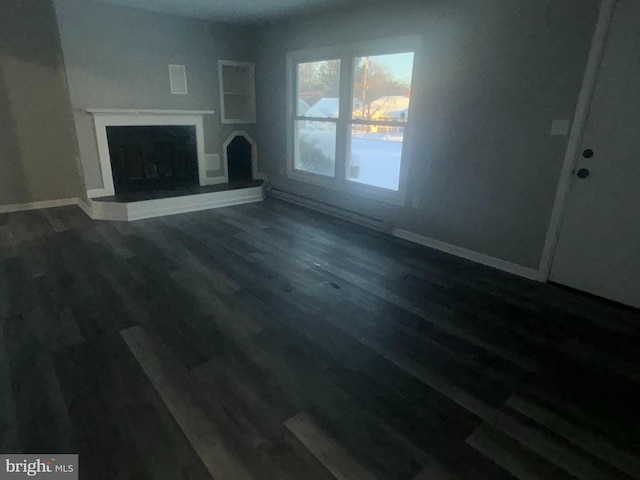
227;135;253;182
107;125;198;194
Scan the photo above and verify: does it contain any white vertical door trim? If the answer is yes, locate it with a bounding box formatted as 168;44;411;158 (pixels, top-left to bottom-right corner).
538;0;617;281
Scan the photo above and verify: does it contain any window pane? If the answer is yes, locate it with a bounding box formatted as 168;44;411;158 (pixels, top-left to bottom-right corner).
352;52;414;122
297;60;341;118
347;124;403;190
295;120;336;176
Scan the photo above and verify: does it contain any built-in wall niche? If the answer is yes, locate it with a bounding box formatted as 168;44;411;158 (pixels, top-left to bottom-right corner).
218;60;256;124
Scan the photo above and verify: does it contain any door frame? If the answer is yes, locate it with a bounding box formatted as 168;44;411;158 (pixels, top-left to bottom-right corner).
538;0;618;281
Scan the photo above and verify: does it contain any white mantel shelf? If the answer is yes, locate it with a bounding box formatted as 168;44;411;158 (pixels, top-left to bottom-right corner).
85;108;215;115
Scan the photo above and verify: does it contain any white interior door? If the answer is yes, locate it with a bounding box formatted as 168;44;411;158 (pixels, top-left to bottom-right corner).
550;0;640;309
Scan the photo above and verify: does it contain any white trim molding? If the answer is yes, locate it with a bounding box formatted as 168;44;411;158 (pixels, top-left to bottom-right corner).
85;108;215;115
222;131;259;183
87;188;108;199
392;228;541;281
0;198;79;215
538;0;617;280
85;183;266;221
77;198;93;218
86;108;219;195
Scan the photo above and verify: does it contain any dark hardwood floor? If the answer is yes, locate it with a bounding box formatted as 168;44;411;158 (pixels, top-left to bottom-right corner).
1;198;639;480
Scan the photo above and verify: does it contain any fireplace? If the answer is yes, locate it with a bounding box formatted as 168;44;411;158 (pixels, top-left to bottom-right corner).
107;125;198;194
86;109;219;197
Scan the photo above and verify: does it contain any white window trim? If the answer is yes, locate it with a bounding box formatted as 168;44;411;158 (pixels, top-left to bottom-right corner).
286;35;422;206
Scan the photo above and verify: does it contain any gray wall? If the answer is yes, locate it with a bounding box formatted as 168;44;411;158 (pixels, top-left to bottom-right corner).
0;0;85;205
54;0;257;191
255;0;600;269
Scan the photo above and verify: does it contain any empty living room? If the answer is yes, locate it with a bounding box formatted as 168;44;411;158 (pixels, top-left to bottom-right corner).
1;0;640;478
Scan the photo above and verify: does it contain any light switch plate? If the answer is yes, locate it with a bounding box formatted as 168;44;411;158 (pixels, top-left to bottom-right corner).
550;119;570;136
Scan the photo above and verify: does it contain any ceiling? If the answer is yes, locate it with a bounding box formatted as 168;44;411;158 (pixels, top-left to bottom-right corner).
92;0;362;24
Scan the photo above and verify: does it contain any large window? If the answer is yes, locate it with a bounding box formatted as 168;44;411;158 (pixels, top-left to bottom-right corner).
287;36;419;202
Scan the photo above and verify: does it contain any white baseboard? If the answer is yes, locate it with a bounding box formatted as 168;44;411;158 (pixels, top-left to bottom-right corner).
77;199;94;218
0;198;79;214
392;228;543;281
87;188;108;199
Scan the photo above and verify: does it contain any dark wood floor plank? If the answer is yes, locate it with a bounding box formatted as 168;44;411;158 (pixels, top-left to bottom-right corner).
284;412;380;480
412;465;462;480
466;423;579;480
192;362;339;480
318;261;538;371
331;320;629;480
54;337;153;480
205;293;504;479
507;394;640;478
3;311;70;453
106;333;212;480
0;319;19;452
232;221;532;376
515;387;640;456
121;325;255;480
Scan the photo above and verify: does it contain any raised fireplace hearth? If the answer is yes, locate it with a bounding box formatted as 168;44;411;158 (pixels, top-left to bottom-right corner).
107;125;198;194
81;109;266;222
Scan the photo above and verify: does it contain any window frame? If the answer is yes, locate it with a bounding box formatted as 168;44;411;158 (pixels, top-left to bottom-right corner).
286;35;422;205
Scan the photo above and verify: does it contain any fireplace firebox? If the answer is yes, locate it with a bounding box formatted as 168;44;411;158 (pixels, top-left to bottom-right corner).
106;125;198;194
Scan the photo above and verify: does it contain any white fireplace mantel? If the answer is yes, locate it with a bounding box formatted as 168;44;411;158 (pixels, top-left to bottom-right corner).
85;108;216;116
85;108;220;197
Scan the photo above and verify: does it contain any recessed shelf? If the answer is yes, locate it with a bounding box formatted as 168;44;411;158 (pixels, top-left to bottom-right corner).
218;60;256;124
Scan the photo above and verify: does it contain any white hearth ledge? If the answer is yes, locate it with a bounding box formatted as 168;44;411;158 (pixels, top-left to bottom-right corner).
85;108;215;115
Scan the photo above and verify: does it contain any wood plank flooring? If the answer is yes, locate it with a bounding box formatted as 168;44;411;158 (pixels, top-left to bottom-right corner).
1;198;639;480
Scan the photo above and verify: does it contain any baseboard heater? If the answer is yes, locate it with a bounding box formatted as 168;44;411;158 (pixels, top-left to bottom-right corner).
269;188;391;233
